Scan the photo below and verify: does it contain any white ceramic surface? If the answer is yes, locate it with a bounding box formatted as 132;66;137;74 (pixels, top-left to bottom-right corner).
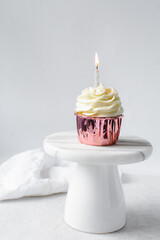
43;131;152;233
44;131;152;165
64;164;125;233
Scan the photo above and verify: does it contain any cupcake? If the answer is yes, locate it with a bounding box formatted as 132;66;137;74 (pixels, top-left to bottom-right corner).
75;83;124;146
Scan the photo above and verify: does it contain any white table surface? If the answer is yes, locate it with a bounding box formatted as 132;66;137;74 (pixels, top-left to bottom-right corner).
0;173;160;240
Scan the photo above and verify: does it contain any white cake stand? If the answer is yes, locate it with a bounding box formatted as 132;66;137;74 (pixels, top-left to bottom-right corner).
43;131;152;234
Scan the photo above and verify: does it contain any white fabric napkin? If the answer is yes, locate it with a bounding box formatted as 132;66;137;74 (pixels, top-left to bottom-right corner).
0;149;76;201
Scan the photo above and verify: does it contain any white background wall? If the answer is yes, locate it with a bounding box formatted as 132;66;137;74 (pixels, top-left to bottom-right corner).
0;0;160;165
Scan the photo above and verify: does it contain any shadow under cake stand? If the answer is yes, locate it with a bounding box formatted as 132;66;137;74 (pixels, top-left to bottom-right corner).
43;131;152;234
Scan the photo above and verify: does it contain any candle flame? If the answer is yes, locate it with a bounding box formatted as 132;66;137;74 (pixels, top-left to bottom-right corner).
95;52;99;69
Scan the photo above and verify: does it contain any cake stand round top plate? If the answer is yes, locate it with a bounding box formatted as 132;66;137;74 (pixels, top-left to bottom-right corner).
43;131;152;165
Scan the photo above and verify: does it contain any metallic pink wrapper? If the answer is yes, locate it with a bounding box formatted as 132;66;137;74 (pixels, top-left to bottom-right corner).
75;113;123;146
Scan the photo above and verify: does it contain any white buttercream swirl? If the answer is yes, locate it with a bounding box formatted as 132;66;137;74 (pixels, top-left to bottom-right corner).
75;84;124;117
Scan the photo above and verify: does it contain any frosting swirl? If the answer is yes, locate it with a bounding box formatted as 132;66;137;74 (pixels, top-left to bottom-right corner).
75;84;124;117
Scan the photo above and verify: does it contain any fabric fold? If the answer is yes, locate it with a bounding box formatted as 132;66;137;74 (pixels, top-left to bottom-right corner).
0;149;76;201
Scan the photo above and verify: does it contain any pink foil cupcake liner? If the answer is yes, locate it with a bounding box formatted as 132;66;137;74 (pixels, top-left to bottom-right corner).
75;112;123;146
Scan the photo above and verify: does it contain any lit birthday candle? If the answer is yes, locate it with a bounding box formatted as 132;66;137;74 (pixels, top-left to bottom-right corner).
94;52;99;88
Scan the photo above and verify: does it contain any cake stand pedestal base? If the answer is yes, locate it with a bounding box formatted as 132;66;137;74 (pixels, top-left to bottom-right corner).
64;164;125;233
44;131;152;234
